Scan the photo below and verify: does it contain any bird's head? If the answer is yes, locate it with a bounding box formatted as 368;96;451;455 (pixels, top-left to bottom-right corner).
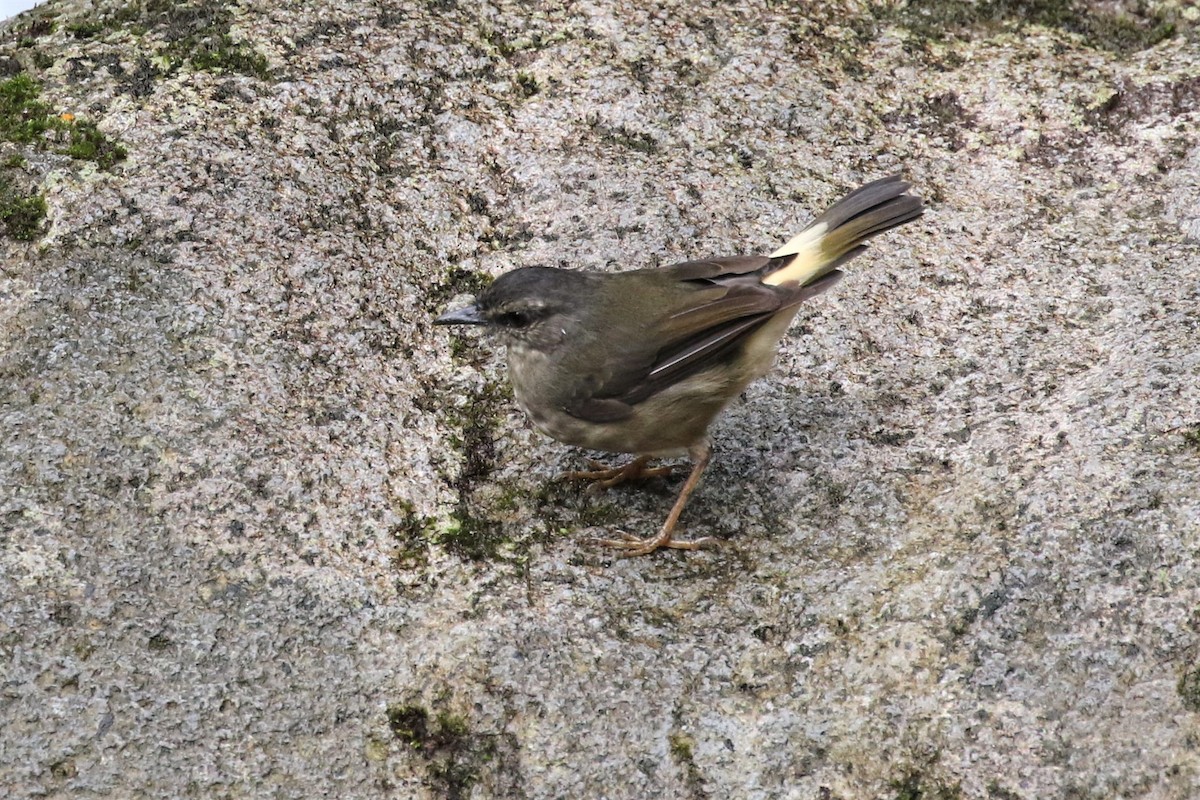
434;267;594;351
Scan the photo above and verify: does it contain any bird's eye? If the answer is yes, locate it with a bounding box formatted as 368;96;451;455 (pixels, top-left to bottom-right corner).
496;310;534;328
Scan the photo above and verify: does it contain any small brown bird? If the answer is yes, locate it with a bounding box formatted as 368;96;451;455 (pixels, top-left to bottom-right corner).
435;176;923;556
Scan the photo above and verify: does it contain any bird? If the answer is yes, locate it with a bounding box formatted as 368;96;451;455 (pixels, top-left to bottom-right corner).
434;175;924;556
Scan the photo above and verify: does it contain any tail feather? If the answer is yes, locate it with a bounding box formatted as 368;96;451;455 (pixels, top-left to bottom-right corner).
763;175;923;288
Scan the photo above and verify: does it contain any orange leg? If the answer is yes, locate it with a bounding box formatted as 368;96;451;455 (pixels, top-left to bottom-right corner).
588;442;718;557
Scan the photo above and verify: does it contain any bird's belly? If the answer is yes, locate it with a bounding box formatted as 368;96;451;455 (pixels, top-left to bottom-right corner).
523;398;718;457
510;353;747;456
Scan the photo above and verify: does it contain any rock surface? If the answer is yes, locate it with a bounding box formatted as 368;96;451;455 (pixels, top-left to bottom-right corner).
2;1;1199;798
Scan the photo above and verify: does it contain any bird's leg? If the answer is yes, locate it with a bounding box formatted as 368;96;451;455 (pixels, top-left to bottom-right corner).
560;454;674;493
588;442;718;557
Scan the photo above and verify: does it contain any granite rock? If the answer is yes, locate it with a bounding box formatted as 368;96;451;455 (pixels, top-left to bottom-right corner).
2;1;1198;798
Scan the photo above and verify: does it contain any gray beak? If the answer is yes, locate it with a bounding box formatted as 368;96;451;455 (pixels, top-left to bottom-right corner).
434;304;487;326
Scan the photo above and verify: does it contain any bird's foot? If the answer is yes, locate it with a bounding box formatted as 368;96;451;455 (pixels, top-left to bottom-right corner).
587;529;720;558
559;455;673;494
578;442;716;558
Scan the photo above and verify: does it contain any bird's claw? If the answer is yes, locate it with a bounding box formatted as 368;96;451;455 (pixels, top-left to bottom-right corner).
586;530;720;558
559;456;674;493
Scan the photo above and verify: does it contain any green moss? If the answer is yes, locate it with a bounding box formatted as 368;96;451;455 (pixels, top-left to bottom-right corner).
1182;425;1200;451
0;185;44;240
891;770;962;800
889;0;1178;53
61;1;271;80
668;729;708;794
668;732;695;760
387;704;473;751
481;27;518;58
30;51;56;71
480;26;566;59
448;334;475;361
1084;12;1176;52
386;704;430;748
435;503;504;560
146;1;272;79
64;120;128;169
387;703;487;799
147;632;173;651
0;74;53;143
429;265;494;308
0;74;126;169
390;501;435;569
430;759;481;800
413;360;543;563
456;393;501;485
587;116;661;154
433;377;522;561
187;34;271;79
1179;665;1200;713
0;176;46;240
515;71;539;97
435;713;470;740
66;20;106;39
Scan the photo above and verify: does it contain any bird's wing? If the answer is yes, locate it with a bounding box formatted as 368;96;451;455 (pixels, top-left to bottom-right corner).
631;268;842;402
561;258;838;423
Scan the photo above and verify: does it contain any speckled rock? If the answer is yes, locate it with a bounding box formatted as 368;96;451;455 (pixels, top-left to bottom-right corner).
2;1;1198;798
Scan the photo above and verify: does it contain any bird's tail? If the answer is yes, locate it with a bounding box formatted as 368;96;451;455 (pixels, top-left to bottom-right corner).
762;176;924;288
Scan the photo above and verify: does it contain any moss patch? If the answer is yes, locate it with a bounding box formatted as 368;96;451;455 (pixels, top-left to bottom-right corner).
0;178;46;240
478;24;568;60
891;769;962;800
412;360;539;563
514;71;539;98
62;120;126;169
586;115;661;155
0;74;54;143
1179;665;1200;713
61;0;271;80
386;703;499;800
438;378;513;561
668;731;695;760
881;90;978;152
152;1;272;79
1182;425;1200;451
387;704;431;748
66;20;107;39
434;507;506;562
888;0;1179;54
0;73;126;169
427;265;494;310
389;501;436;570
